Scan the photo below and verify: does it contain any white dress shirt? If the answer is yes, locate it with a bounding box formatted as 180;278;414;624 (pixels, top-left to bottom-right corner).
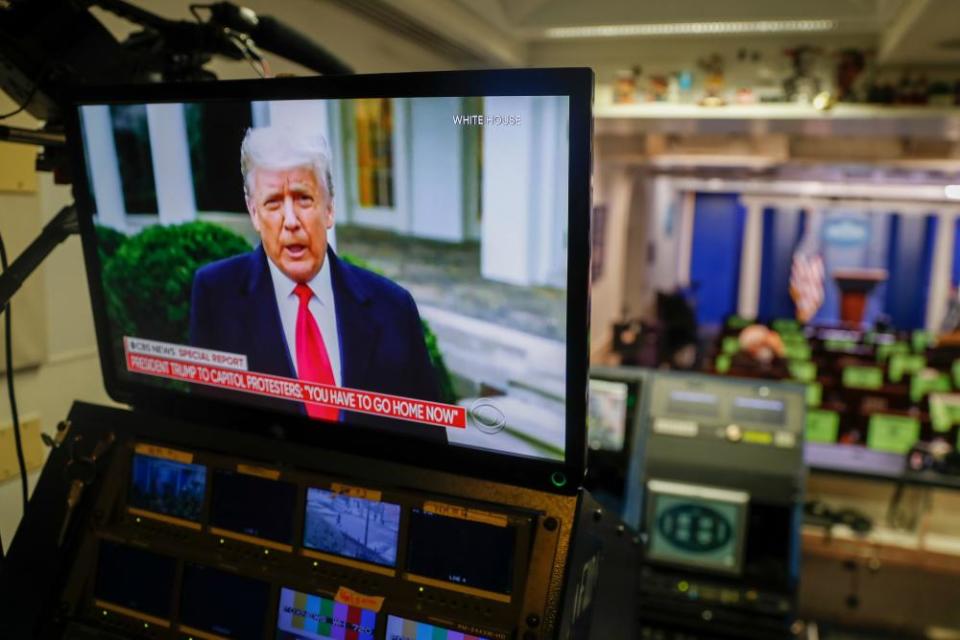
265;254;342;386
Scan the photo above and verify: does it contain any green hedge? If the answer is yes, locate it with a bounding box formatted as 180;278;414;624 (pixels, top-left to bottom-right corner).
101;221;251;345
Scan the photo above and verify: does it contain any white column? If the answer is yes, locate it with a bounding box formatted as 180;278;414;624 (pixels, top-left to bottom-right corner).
79;105;127;230
926;209;957;331
481;96;536;286
675;190;695;287
737;197;765;319
408;97;464;242
145;104;196;223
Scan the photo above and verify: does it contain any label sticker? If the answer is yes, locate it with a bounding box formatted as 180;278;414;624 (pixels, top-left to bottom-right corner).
334;586;384;613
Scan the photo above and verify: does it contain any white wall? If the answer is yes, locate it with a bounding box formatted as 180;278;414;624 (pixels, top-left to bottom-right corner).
0;100;114;550
588;162;635;357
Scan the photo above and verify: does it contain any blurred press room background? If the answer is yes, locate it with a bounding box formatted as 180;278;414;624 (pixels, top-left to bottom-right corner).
3;1;960;637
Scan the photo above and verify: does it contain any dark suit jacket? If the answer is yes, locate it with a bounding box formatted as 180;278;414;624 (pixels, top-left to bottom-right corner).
188;245;446;442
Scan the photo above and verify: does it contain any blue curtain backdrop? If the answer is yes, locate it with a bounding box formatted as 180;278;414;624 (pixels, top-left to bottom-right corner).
689;193;746;326
884;214;937;330
953;217;960;289
758;207;805;322
753;208;936;330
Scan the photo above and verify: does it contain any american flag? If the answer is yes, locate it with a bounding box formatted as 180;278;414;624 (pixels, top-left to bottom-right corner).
790;252;825;323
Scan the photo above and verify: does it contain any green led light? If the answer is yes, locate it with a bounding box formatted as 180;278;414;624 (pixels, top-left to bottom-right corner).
678;581;689;593
550;471;567;488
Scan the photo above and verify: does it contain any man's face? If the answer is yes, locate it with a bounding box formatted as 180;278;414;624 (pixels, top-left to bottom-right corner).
247;165;333;283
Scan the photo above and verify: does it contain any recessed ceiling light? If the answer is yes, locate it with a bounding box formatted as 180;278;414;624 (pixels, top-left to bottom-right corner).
545;19;836;39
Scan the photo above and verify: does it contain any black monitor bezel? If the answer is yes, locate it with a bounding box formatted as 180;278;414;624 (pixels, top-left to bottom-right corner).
65;68;592;495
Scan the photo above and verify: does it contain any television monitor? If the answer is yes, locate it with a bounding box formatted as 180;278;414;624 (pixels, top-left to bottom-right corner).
93;540;176;626
179;564;270;640
209;468;298;549
302;487;401;568
68;69;592;492
405;506;517;600
645;479;749;576
385;615;491;640
127;446;206;528
587;378;632;452
275;586;377;640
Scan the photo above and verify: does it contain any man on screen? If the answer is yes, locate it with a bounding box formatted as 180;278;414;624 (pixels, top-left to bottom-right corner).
189;126;445;441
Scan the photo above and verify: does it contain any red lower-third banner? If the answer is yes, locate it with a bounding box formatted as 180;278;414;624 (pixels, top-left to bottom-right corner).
125;351;466;429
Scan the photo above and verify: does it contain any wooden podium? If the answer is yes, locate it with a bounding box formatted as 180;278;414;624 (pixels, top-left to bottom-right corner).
832;268;888;326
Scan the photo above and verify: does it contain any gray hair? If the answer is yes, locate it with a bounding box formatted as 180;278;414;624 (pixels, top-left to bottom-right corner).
240;126;334;201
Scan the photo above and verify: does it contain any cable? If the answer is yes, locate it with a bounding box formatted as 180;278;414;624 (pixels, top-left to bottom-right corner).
0;82;40;122
0;233;28;513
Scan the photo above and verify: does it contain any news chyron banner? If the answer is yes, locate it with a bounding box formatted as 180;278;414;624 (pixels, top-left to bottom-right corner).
124;337;467;429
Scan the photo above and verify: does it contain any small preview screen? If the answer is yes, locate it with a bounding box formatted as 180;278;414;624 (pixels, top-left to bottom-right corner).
210;469;298;545
302;487;401;567
385;615;490;640
128;451;206;523
93;540;176;622
405;507;515;597
179;564;269;640
275;587;376;640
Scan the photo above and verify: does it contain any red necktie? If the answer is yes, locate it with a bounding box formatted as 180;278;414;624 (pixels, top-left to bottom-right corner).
294;283;339;421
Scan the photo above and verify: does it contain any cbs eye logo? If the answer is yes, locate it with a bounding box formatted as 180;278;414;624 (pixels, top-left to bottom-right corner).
657;504;732;553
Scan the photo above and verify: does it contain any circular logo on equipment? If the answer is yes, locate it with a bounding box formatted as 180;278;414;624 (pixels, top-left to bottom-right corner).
657;504;732;553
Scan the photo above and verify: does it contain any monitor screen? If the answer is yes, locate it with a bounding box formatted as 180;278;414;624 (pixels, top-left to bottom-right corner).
275;587;377;640
730;396;786;426
587;378;631;452
71;70;591;485
179;564;270;640
666;390;720;418
128;449;206;527
405;506;516;599
209;469;298;547
303;487;401;567
93;540;176;624
385;615;491;640
645;480;748;575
